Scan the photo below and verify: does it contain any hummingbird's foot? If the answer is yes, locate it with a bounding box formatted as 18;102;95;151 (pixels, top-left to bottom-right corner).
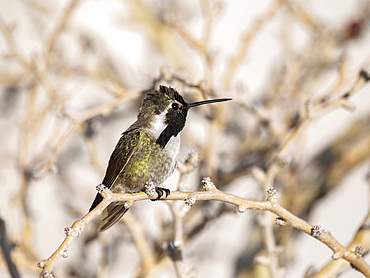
145;182;170;201
151;187;170;201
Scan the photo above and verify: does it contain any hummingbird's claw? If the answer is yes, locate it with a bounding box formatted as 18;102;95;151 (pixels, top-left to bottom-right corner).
151;187;170;201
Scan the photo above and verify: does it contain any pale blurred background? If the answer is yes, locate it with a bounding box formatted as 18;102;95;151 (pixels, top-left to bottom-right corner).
0;0;369;278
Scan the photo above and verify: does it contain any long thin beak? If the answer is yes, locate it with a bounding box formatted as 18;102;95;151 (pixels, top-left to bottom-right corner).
188;98;232;108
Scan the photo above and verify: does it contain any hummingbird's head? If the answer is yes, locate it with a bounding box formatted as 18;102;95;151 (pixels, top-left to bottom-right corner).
138;85;231;147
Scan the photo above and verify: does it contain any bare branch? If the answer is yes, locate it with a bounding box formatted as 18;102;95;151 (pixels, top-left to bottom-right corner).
38;181;370;277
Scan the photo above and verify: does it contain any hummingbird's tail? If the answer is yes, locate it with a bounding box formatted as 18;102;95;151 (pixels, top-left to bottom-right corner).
99;201;129;232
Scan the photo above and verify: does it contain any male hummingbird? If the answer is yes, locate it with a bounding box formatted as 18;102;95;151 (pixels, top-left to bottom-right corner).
89;85;231;231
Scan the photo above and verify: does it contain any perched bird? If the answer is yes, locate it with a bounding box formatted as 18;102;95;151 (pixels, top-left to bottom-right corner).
89;85;231;231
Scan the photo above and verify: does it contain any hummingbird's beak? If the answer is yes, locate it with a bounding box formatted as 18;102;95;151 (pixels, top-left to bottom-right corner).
188;98;232;109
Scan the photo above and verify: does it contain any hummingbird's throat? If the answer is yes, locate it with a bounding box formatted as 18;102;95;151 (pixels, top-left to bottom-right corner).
151;108;169;139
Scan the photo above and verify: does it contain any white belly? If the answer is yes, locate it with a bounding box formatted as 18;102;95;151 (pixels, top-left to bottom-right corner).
164;135;181;174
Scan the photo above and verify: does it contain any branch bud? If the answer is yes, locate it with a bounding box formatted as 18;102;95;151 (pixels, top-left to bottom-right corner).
64;226;81;237
96;183;112;200
60;247;68;258
354;245;364;257
37;260;47;269
238;205;247;213
267;187;277;203
275;217;286;226
311;225;323;238
185;195;196;206
202;177;216;191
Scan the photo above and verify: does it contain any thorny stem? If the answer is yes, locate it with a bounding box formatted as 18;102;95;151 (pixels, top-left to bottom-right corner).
313;176;370;277
38;183;370;277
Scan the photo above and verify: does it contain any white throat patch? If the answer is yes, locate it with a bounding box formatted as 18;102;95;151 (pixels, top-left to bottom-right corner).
150;108;169;138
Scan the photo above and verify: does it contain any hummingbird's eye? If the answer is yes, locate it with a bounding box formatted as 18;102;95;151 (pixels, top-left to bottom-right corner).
171;103;179;110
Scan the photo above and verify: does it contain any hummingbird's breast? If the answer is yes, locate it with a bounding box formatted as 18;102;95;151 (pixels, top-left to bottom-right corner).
112;130;180;193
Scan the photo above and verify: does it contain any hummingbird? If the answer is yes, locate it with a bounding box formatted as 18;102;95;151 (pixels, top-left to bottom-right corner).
89;85;231;231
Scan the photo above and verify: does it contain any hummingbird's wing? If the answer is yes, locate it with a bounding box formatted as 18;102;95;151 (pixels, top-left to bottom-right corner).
89;129;143;232
99;201;128;231
88;130;141;212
